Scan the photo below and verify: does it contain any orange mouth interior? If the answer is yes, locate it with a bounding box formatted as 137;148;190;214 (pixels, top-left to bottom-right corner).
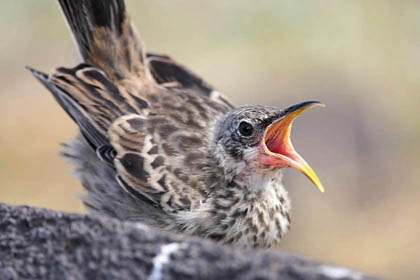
260;102;325;192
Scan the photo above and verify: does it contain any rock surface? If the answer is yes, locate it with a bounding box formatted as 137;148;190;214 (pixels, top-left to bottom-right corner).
0;203;379;280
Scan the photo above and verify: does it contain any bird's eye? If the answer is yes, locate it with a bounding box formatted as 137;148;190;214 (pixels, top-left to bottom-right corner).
238;121;254;136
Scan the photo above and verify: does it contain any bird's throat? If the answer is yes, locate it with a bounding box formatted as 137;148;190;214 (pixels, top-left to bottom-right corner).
223;172;292;248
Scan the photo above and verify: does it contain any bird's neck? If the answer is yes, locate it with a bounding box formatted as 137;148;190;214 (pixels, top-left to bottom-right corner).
208;169;292;248
173;158;292;248
232;169;291;220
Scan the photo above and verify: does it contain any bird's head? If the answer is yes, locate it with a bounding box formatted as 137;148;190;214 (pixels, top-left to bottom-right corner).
212;101;324;192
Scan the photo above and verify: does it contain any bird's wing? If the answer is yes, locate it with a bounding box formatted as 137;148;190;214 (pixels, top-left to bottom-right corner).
27;0;234;212
146;53;234;109
27;64;212;212
108;113;209;212
26;66;115;151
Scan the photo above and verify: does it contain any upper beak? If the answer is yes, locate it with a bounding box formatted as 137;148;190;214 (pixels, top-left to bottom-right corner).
257;101;325;192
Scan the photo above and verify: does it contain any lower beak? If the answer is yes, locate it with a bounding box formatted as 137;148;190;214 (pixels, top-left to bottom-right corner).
257;101;325;192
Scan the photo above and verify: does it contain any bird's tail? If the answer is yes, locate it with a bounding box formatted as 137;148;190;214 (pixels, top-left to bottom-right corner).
57;0;149;81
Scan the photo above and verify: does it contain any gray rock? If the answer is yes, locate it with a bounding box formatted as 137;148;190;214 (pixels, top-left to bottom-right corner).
0;203;379;280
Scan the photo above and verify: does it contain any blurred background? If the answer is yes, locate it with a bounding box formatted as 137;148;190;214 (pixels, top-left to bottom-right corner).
1;1;419;279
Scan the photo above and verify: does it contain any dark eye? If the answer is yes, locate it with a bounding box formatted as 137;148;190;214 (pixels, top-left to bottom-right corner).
238;121;254;136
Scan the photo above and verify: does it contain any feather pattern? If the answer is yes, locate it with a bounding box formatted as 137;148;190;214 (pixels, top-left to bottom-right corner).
28;56;231;211
27;0;231;213
58;0;148;81
26;0;301;248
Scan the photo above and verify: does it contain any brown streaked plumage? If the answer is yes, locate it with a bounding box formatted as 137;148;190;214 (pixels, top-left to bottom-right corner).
27;0;325;248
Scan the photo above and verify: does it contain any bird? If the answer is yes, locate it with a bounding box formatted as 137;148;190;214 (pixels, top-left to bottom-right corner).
27;0;324;248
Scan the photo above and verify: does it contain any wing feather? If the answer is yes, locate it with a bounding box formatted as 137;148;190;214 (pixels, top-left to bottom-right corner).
109;114;207;212
147;53;234;109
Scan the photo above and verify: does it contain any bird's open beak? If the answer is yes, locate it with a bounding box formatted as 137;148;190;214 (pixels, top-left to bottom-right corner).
257;101;325;192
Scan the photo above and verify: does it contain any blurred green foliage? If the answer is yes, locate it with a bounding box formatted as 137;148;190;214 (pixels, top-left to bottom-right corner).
1;1;419;279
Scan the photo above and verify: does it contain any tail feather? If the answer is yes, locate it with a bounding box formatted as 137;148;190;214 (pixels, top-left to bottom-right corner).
57;0;148;81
